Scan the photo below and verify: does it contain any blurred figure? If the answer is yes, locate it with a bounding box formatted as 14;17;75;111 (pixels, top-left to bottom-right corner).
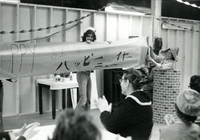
51;109;101;140
95;68;153;140
76;27;97;111
160;89;200;140
0;79;18;131
189;75;200;93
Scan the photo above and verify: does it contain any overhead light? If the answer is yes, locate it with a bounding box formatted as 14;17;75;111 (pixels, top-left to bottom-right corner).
176;0;200;9
162;21;194;30
105;3;150;16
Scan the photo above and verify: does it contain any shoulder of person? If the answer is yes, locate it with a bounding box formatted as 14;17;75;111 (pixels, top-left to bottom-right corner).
126;92;152;106
160;123;182;135
189;123;200;133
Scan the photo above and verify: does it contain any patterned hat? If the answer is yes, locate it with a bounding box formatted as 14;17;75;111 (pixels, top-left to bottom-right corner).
161;47;179;61
176;89;200;116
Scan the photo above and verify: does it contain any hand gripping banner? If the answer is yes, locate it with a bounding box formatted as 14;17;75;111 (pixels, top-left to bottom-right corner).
0;37;148;79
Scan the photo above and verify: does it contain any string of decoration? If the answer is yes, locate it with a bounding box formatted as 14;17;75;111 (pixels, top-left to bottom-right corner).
176;0;200;9
15;21;82;43
155;18;200;33
0;6;106;34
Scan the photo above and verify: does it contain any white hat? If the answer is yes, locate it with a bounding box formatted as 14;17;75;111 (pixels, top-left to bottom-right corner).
160;47;179;61
84;27;96;33
176;89;200;116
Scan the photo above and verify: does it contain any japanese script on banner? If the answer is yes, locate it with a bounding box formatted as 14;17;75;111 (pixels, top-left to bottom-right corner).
0;37;149;79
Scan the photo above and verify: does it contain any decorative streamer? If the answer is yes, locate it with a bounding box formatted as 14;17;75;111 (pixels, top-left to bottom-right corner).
0;5;106;34
15;21;82;43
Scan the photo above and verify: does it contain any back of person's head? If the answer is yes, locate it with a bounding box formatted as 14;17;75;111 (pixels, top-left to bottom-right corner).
189;75;200;93
82;27;96;42
51;109;101;140
176;89;200;126
123;68;143;90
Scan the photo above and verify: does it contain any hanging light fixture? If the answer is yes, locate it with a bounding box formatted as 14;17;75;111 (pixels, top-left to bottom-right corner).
105;2;151;16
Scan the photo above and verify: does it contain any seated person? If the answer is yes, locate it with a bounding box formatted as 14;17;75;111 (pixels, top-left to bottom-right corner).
189;75;200;93
146;47;179;81
164;75;200;126
160;89;200;140
51;109;101;140
0;122;40;140
95;68;153;140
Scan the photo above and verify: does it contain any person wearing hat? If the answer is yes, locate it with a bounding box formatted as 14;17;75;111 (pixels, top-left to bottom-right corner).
76;27;97;111
146;46;179;81
95;69;153;140
159;89;200;140
142;47;179;100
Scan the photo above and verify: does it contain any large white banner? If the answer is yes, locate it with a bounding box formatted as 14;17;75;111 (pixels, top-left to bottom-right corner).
0;37;148;79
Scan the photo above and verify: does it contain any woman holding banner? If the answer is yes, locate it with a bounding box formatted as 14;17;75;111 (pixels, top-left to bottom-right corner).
75;27;97;111
146;46;179;81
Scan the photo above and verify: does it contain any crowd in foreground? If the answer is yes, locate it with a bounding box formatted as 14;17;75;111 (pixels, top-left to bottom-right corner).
0;73;200;140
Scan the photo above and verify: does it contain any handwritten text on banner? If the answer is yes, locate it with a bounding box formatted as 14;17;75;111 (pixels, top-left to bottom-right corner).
0;37;148;79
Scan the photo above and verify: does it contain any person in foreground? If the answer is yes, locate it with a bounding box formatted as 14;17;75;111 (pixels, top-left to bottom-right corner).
51;109;101;140
95;69;153;140
0;122;40;140
160;89;200;140
189;75;200;93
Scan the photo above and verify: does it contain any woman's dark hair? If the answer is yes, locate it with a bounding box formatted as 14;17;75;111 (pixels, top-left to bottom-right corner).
82;30;96;42
171;55;175;61
189;75;200;93
51;109;101;140
123;68;142;90
175;103;197;126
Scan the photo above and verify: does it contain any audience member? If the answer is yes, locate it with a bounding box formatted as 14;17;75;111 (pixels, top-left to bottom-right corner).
76;27;97;111
160;89;200;140
51;109;101;140
95;68;153;140
189;75;200;93
0;122;40;140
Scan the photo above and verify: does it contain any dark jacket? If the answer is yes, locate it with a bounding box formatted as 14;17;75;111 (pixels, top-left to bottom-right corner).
100;91;153;140
0;132;26;140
